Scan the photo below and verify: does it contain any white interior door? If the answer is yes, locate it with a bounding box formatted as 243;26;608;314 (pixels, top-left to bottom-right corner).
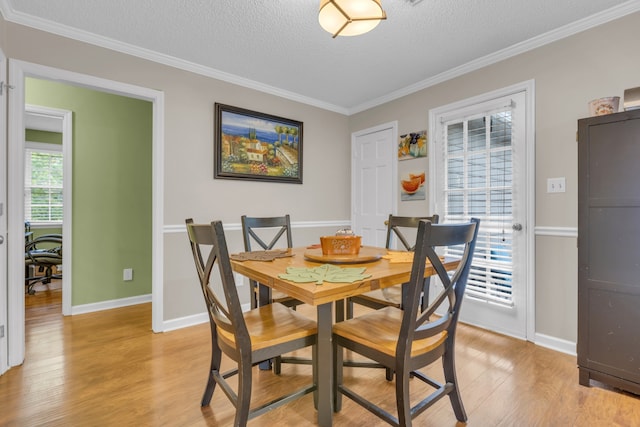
0;49;8;375
430;83;534;340
351;122;397;246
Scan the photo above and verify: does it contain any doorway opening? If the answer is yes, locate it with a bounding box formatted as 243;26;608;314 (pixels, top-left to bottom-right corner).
24;106;70;314
7;60;165;368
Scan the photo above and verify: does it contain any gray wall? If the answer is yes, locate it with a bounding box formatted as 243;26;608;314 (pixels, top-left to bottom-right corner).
349;12;640;344
1;19;351;322
3;11;640;346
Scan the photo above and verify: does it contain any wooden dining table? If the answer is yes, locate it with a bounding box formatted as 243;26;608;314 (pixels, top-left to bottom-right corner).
230;245;459;427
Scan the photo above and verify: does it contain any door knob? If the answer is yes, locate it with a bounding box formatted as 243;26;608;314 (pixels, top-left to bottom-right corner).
512;223;523;231
0;235;4;244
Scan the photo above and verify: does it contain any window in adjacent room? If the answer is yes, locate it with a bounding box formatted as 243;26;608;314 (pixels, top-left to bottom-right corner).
24;141;63;224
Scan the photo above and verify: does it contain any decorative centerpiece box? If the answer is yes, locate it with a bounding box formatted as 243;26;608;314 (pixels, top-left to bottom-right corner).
320;235;361;255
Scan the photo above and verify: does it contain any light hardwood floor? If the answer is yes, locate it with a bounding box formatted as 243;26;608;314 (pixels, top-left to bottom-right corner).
2;283;639;426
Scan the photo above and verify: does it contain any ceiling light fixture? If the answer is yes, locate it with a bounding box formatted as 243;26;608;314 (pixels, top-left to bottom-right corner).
319;0;387;38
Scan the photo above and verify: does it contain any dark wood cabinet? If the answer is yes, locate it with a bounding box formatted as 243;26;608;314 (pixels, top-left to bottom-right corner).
577;109;640;395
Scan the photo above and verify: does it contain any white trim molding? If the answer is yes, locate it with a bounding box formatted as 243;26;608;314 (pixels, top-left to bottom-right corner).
163;219;352;234
535;333;576;356
162;312;209;333
0;2;348;115
429;80;536;342
7;59;165;368
534;226;578;238
1;0;638;115
25;104;73;316
349;2;640;114
71;294;152;316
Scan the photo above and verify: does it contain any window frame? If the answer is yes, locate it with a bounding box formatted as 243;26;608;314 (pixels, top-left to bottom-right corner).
24;141;64;226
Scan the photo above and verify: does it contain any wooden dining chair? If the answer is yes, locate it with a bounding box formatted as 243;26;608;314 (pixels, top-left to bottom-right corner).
333;218;479;426
185;219;317;426
241;214;304;310
346;214;439;319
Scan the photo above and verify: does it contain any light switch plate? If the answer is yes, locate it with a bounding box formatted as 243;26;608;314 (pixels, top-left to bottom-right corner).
547;177;566;193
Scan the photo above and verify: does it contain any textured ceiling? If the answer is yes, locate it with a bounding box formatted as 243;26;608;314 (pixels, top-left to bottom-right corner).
3;0;639;114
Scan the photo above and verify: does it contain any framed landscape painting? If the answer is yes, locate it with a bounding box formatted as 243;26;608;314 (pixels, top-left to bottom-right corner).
214;103;303;184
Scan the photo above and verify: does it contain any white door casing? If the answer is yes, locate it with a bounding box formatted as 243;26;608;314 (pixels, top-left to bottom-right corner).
25;105;73;316
7;59;165;368
0;49;8;375
351;122;398;245
429;81;535;340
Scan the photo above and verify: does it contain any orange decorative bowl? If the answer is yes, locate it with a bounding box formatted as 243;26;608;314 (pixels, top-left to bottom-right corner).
320;235;362;255
401;177;422;194
409;172;425;185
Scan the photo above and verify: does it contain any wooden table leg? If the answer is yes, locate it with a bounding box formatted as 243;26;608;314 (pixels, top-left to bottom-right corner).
258;283;272;371
334;299;344;322
334;301;343;412
316;302;333;427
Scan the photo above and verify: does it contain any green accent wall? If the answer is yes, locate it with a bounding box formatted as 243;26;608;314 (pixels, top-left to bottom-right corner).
25;77;153;305
25;129;62;145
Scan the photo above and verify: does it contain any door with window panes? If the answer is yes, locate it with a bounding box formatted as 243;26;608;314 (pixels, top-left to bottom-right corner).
431;91;527;339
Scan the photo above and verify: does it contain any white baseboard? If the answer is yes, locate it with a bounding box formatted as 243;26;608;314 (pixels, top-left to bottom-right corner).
534;332;576;356
71;293;152;315
161;303;252;332
162;312;209;332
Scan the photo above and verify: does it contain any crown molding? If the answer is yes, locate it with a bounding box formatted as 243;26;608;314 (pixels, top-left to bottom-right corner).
0;1;349;115
347;0;640;115
2;0;639;116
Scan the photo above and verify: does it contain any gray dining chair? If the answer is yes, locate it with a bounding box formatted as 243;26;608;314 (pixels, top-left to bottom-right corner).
185;218;317;426
333;218;480;426
347;214;439;319
240;214;304;310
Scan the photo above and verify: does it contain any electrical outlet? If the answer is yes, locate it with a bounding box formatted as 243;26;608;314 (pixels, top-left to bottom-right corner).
123;268;133;281
547;177;566;193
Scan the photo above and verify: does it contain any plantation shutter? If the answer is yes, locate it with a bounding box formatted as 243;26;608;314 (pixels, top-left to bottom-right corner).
442;106;515;307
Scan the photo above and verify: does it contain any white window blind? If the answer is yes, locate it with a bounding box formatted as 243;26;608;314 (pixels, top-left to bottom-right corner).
24;142;63;224
443;107;514;307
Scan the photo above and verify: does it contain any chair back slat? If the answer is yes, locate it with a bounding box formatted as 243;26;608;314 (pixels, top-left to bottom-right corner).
385;214;439;251
241;215;296;310
241;215;293;251
383;214;439;311
398;218;480;352
186;219;249;345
